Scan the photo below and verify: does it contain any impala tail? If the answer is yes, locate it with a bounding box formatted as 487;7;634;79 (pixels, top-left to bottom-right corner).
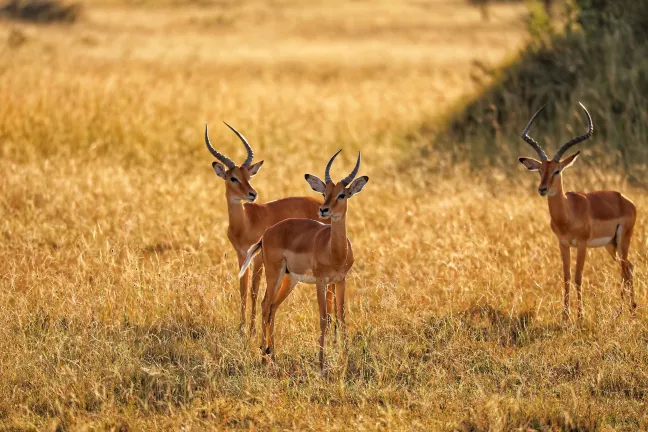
238;240;263;278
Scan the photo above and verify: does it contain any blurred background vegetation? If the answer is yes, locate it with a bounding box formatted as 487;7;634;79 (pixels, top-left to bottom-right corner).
434;0;648;177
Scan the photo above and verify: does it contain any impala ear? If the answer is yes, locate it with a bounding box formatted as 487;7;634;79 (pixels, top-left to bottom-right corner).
212;161;228;179
304;174;326;193
248;160;264;176
559;151;580;170
347;176;369;196
518;157;541;171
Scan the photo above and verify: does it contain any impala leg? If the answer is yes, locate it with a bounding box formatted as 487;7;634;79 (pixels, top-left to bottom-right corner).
267;276;298;359
237;254;249;334
249;254;264;335
618;227;636;311
261;264;283;360
326;284;337;345
316;282;329;375
575;243;587;320
605;241;628;304
605;243;618;263
559;243;571;321
335;279;347;346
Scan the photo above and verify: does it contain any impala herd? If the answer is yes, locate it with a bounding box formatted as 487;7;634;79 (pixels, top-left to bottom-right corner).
206;103;638;374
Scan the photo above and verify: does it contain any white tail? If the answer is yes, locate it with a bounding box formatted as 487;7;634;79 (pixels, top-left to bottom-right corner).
238;240;263;278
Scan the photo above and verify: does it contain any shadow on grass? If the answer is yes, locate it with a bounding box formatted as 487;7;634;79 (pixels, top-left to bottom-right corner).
0;0;81;23
425;303;563;348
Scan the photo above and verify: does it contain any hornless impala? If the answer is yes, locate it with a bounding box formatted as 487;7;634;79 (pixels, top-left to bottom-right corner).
518;103;637;319
205;123;327;334
238;150;368;373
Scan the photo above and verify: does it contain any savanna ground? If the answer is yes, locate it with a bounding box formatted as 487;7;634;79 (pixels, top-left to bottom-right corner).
1;0;648;430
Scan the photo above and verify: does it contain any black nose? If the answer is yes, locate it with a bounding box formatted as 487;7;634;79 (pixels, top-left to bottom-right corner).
320;207;329;214
538;187;547;196
248;192;257;199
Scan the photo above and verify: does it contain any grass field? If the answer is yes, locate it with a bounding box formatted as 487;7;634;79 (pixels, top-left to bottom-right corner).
1;1;648;430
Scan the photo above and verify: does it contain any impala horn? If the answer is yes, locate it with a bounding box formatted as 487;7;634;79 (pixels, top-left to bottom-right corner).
205;123;236;169
223;122;254;167
520;105;549;162
552;102;593;161
324;149;342;184
340;152;361;186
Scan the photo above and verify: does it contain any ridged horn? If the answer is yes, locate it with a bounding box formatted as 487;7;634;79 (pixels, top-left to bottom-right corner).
552;102;593;161
340;152;361;186
205;123;236;169
520;105;549;162
324;149;342;184
223;121;254;167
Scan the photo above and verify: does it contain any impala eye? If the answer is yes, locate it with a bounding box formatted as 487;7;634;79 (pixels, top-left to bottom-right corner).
337;194;345;200
553;170;561;176
230;177;239;183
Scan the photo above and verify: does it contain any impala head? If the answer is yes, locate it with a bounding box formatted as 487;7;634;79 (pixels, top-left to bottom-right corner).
304;150;369;220
205;122;264;203
518;103;593;197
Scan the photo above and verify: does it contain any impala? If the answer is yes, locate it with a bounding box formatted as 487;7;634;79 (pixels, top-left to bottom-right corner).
205;122;327;334
518;103;637;319
239;149;368;373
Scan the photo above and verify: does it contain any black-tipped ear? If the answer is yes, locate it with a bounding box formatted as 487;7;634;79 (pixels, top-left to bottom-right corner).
248;160;264;176
518;157;541;171
212;161;228;179
305;174;326;193
347;176;368;196
559;151;580;170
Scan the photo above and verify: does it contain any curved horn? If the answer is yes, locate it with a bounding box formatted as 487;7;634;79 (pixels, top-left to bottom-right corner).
205;123;236;169
223;121;254;167
552;102;593;161
340;152;361;186
324;149;342;184
520;104;548;161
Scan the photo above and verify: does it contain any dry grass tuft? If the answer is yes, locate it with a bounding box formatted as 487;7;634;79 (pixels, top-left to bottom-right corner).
1;1;647;430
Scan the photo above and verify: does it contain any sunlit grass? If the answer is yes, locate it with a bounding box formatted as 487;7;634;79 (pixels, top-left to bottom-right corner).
1;1;647;430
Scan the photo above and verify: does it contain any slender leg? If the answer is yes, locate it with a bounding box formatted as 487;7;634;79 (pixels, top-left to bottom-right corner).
618;227;636;311
335;280;347;345
249;254;264;335
267;276;298;357
605;242;627;310
326;284;337;344
559;242;571;320
604;243;618;263
574;243;587;320
237;254;249;334
260;264;282;358
316;282;329;375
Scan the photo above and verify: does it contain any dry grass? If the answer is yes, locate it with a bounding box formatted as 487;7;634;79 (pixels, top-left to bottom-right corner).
1;1;647;430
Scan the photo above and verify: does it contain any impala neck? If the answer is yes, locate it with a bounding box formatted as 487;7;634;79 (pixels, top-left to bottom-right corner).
329;214;348;265
547;174;569;225
226;192;248;232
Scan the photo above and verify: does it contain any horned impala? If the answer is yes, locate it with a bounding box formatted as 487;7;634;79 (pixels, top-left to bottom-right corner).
205;122;327;334
518;103;637;319
239;150;368;373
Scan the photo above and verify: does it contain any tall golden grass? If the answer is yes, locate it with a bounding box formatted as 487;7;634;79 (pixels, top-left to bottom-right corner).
1;1;647;430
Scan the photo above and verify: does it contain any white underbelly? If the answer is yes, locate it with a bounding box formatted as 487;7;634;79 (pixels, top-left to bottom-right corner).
587;236;613;247
291;273;317;284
